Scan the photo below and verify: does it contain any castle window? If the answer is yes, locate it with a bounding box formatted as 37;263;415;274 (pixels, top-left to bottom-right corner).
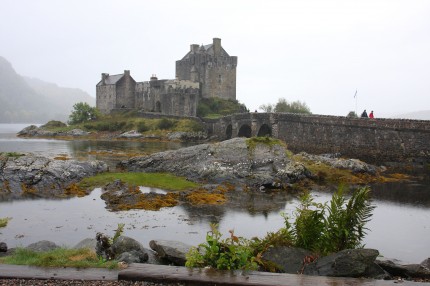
218;74;222;84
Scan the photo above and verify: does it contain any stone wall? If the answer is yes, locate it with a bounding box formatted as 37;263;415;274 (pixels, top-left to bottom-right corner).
135;79;199;116
205;113;430;164
96;84;116;114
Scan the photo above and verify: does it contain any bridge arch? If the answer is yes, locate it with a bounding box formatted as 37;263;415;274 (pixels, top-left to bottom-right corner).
225;124;232;139
257;124;272;137
238;124;252;138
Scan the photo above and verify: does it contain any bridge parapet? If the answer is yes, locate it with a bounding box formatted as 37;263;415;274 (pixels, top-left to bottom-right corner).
204;113;430;165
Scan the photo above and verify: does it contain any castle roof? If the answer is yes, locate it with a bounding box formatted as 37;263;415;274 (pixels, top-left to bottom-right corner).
97;73;126;86
181;43;230;60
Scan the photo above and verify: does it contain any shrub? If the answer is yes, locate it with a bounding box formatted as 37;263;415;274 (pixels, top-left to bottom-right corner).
137;121;149;132
41;120;67;129
156;118;175;130
68;102;99;125
283;187;375;255
186;224;257;270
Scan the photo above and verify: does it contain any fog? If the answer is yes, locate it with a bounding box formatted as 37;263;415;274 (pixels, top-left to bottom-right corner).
1;0;429;118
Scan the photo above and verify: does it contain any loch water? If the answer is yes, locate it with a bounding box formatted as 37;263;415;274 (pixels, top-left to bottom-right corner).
0;124;429;263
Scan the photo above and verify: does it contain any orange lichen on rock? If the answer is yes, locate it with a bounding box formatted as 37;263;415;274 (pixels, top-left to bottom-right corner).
21;183;37;194
64;183;88;197
117;193;179;211
186;189;227;205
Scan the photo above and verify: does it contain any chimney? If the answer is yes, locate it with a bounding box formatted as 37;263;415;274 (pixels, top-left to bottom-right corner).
150;74;158;81
124;70;130;76
190;44;199;53
101;73;109;84
213;38;221;56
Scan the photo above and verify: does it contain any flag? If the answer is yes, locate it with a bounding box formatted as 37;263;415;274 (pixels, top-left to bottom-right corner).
354;90;357;98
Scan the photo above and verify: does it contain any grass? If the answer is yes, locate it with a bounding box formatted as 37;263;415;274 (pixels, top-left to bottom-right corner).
0;247;118;269
79;172;200;191
0;152;24;158
0;217;11;228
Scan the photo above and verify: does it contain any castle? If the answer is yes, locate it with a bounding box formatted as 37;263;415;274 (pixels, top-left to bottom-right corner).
96;38;238;117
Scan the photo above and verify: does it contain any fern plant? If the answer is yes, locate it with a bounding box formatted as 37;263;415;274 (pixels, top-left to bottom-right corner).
284;186;375;255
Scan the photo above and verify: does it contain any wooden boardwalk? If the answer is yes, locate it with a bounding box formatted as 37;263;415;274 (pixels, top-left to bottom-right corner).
119;264;427;286
0;264;118;281
0;263;427;285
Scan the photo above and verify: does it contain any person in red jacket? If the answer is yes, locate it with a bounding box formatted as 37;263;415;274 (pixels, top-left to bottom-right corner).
369;111;374;118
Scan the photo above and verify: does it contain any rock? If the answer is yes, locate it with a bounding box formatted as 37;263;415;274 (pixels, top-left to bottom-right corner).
26;240;59;252
73;238;97;251
118;130;143;138
0;242;7;252
298;152;377;174
149;240;192;266
96;232;114;260
17;125;39;136
0;154;107;198
120;137;311;187
376;257;430;279
111;236;145;256
421;258;430;269
261;246;314;274
117;250;148;264
304;249;379;278
66;129;90;136
167;131;207;141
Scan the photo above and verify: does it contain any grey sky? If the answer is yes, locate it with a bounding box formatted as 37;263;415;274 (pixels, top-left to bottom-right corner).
1;0;429;117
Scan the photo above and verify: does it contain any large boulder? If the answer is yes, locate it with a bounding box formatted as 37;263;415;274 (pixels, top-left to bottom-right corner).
120;137;311;187
304;249;380;278
376;257;430;279
0;242;7;252
73;238;97;251
0;154;107;198
149;240;192;266
262;246;314;274
111;236;145;255
26;240;59;252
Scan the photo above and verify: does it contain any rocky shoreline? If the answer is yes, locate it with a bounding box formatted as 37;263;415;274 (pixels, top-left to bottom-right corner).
1;237;429;282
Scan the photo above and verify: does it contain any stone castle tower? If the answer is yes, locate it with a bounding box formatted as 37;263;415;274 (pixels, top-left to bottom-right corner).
176;38;238;100
96;38;237;116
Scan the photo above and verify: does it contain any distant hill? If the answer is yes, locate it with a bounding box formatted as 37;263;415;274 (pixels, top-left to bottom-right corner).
0;56;94;123
392;110;430;120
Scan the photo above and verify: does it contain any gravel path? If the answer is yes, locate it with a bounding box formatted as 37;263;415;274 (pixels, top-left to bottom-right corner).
0;279;187;286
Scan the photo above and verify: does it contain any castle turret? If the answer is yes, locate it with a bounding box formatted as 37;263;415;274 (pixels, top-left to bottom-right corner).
213;38;221;56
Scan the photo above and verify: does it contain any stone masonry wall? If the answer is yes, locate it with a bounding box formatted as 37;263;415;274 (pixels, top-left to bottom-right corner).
206;113;430;164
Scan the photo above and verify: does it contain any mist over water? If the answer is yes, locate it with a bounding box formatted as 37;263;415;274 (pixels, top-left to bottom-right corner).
0;124;429;263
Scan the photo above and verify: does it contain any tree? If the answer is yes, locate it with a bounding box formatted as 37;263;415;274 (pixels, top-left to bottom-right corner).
260;98;311;114
347;111;358;118
68;102;99;125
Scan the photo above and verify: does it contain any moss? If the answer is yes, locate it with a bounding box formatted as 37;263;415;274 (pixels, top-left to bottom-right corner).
79;172;199;191
0;217;11;228
246;137;286;151
0;152;25;158
53;155;69;161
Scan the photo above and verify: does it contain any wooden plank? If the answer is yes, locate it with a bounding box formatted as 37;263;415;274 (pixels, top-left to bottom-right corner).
119;264;426;286
0;264;118;281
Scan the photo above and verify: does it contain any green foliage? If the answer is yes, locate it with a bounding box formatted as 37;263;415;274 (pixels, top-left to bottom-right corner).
137;121;150;132
112;223;125;244
347;111;358;118
186;224;258;270
246;136;285;150
0;247;118;269
79;172;199;191
83;120;129;132
156;118;175;130
283;187;375;255
0;152;24;158
68;102;100;125
0;217;11;228
259;98;311;114
197;98;248;118
40;120;67;129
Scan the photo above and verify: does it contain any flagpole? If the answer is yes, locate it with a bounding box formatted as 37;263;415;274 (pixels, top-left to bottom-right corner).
354;89;358;116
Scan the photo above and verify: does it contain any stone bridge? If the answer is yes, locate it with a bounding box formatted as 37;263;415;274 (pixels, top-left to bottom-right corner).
203;113;430;165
